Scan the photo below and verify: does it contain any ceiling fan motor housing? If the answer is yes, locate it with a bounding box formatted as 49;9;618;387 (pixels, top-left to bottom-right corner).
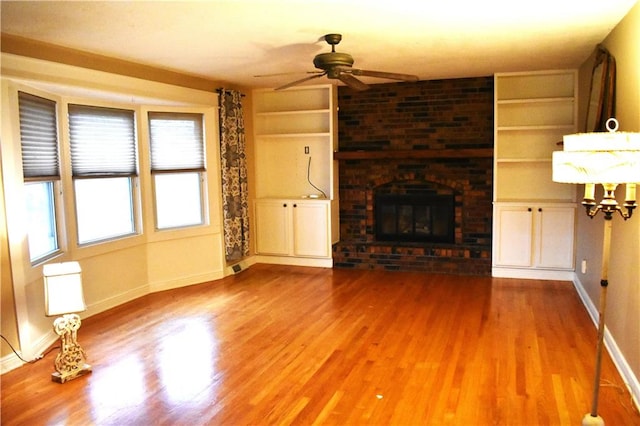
313;52;354;78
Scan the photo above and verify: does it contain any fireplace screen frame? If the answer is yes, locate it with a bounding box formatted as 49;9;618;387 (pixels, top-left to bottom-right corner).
375;193;455;243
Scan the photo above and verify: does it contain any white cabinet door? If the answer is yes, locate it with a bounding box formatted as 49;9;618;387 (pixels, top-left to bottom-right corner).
494;204;576;273
494;206;534;267
536;207;575;269
292;202;330;257
255;199;332;259
255;200;290;255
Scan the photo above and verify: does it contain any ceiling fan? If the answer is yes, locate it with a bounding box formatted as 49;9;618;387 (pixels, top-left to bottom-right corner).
264;34;419;91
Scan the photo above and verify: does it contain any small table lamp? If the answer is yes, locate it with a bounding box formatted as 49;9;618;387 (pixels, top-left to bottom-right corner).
553;118;640;426
43;261;92;383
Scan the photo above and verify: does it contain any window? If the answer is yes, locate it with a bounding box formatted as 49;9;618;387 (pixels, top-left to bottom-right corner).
68;104;138;244
73;177;135;243
148;112;206;229
18;91;61;262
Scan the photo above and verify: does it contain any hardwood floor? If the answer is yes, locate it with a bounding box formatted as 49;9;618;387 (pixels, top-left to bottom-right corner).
1;264;638;425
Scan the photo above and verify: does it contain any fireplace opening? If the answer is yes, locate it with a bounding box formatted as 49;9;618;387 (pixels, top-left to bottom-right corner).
375;193;455;243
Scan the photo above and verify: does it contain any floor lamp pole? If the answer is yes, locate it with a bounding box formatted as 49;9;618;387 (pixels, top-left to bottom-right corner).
583;217;612;426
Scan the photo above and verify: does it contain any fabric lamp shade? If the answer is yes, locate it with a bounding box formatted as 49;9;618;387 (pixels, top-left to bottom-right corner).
43;261;86;316
552;131;640;184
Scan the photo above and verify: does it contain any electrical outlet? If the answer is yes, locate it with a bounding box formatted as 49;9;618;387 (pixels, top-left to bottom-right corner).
304;146;309;154
581;259;587;274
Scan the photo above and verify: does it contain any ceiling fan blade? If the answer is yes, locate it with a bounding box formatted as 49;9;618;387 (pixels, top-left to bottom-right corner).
254;71;324;78
338;73;370;91
276;72;326;91
350;68;419;82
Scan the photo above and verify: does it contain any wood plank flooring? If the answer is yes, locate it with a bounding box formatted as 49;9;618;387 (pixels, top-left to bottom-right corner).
1;264;639;425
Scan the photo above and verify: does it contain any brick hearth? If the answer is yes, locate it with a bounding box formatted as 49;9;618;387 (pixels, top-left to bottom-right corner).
333;77;494;275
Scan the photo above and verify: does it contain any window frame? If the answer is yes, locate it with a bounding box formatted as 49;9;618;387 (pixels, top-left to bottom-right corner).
23;180;61;264
143;107;214;235
16;88;65;265
152;171;207;230
72;176;138;245
64;98;143;249
148;111;207;231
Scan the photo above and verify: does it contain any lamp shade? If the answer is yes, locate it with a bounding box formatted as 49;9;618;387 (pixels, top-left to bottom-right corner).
552;131;640;184
43;261;86;316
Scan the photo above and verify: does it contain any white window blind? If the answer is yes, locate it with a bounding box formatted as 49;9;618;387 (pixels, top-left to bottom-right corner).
148;112;205;172
18;91;60;180
68;104;137;177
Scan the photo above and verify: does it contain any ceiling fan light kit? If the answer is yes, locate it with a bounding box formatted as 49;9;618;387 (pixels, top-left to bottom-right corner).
273;34;419;91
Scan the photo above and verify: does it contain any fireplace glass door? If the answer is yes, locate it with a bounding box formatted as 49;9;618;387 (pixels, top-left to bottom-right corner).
375;194;454;243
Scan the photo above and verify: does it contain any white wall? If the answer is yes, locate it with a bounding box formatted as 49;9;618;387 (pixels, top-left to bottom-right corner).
573;0;640;408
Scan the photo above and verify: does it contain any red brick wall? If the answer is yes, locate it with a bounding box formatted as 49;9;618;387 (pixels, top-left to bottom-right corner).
333;77;494;275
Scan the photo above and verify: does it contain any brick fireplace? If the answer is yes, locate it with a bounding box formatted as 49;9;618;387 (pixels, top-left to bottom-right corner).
333;77;494;275
375;181;455;244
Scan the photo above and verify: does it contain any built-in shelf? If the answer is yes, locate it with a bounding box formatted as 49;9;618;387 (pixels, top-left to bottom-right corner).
496;158;552;163
496;125;575;131
253;84;336;199
256;132;331;138
494;70;577;203
492;70;578;280
256;109;330;116
252;84;339;267
496;97;574;105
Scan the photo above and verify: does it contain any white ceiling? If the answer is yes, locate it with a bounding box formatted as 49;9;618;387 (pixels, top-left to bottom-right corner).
1;1;638;89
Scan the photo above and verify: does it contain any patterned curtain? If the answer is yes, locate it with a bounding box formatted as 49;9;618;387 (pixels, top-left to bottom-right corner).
218;89;249;262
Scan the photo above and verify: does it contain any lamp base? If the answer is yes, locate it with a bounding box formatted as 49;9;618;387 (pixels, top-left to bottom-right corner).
51;313;91;384
582;413;605;426
51;363;92;383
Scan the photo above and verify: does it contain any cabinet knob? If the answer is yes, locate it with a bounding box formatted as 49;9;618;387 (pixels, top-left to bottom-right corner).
293;204;297;208
538;208;542;212
283;203;287;208
528;208;532;212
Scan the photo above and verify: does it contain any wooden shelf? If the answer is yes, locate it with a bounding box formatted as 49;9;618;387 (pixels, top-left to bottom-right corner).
255;132;330;138
497;97;574;105
496;158;552;163
334;148;494;160
256;109;330;116
497;124;575;132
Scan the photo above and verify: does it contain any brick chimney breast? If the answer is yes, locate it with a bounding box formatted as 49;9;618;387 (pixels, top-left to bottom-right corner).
334;77;494;275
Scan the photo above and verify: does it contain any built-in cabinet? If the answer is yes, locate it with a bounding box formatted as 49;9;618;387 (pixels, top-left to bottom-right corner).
252;84;339;267
254;199;330;258
493;70;578;279
493;204;576;272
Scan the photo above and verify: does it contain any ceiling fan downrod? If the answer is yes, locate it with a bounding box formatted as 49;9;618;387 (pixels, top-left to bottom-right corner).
323;33;342;48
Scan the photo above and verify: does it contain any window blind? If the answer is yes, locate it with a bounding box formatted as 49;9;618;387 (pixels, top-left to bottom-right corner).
18;92;60;180
148;112;205;173
68;104;137;177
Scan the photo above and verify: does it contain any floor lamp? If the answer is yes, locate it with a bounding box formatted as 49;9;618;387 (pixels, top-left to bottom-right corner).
552;118;640;426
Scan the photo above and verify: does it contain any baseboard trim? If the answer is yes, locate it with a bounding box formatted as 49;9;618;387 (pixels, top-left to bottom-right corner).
149;270;225;293
254;255;333;268
85;284;149;318
1;328;57;375
572;273;640;412
1;352;23;374
224;257;257;276
492;267;575;280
